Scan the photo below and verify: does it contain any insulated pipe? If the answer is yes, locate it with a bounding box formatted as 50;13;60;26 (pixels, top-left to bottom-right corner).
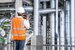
0;8;15;11
64;1;68;50
55;0;59;50
34;0;39;35
71;0;75;50
50;0;55;50
24;6;33;12
0;7;61;13
39;9;61;14
56;0;59;35
42;16;47;50
42;2;47;50
65;1;71;50
40;0;49;2
60;10;65;50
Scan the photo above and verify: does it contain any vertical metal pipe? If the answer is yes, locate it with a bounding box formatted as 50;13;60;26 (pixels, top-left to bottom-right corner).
64;1;67;50
56;0;58;35
50;0;55;50
10;13;14;50
71;0;75;50
55;0;59;50
43;16;47;50
43;2;47;50
32;0;43;50
15;0;22;16
63;1;66;50
66;1;71;50
34;0;39;35
60;10;65;50
69;0;72;50
39;16;41;35
43;2;46;9
7;33;11;50
4;38;7;50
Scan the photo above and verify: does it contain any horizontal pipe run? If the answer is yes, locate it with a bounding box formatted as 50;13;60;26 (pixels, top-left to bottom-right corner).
0;7;62;14
39;9;61;14
0;8;15;11
24;6;33;12
26;44;75;47
40;0;49;2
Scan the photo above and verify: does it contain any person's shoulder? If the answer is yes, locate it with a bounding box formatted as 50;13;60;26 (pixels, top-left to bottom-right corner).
23;19;27;21
12;17;15;19
12;17;17;20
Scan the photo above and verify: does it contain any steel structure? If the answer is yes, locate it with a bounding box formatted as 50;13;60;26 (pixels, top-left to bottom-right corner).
0;0;75;50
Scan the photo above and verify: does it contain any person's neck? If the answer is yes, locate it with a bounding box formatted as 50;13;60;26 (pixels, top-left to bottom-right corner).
15;16;22;18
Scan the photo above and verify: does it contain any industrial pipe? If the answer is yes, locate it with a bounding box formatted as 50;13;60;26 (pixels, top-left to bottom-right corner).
33;0;39;35
71;0;75;50
0;7;61;14
50;0;56;50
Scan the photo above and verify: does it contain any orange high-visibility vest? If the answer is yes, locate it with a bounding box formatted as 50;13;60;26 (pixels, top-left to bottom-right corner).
12;17;26;40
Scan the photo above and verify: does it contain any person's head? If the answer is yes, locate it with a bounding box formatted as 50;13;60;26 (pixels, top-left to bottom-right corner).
17;7;25;16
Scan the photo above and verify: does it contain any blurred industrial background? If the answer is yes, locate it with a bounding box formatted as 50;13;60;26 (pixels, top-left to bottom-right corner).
0;0;75;50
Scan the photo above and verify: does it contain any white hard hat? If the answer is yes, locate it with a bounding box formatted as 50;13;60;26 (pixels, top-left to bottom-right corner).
17;7;25;13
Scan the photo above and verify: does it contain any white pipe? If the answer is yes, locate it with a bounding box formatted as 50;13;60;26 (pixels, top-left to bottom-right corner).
66;1;71;50
50;0;55;50
40;0;49;2
0;7;61;13
0;8;15;11
43;2;46;50
34;0;39;35
24;6;33;12
56;0;59;50
71;0;75;50
42;16;46;50
39;9;61;14
56;0;58;39
60;10;65;50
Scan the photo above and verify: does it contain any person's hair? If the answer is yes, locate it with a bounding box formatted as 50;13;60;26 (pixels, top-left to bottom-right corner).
17;13;22;16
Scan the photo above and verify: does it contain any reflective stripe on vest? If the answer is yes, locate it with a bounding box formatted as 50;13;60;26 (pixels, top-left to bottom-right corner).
13;28;26;30
12;34;26;36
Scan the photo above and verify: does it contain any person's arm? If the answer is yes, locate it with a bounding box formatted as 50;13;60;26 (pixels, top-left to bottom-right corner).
24;18;30;29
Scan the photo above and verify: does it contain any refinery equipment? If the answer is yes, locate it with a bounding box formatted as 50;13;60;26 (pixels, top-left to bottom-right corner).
0;0;75;50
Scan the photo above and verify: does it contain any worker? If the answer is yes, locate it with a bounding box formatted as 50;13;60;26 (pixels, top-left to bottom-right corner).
11;7;30;50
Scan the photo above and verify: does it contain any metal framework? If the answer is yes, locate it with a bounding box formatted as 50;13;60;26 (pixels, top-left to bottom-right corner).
0;0;75;50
